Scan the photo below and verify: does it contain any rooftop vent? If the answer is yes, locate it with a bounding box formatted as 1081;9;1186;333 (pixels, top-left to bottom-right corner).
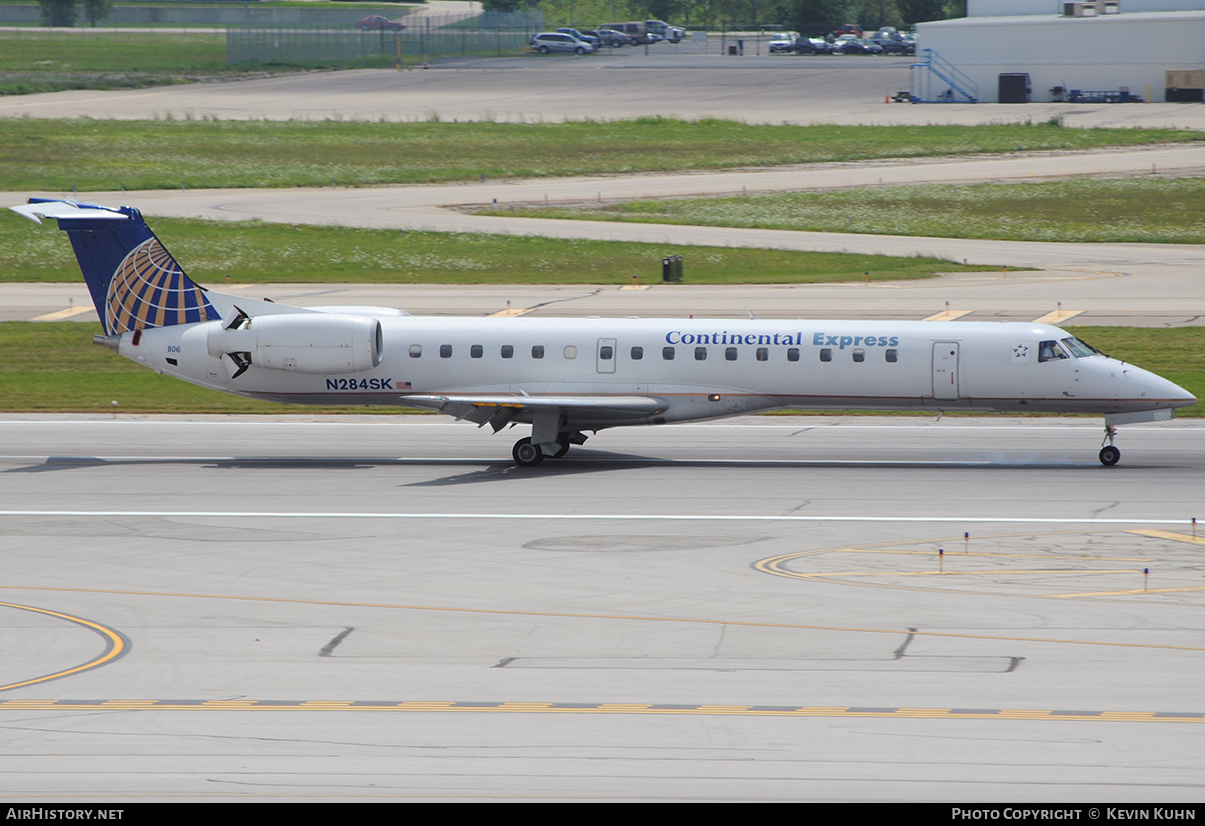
1063;1;1119;16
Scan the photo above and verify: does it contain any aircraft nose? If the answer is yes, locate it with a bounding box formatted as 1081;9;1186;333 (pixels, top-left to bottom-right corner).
1150;371;1196;409
1169;381;1197;409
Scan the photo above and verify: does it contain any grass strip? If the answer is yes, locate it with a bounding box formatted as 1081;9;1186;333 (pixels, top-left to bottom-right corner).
1;323;1200;417
474;175;1205;245
0;118;1199;191
0;31;244;94
0;214;988;285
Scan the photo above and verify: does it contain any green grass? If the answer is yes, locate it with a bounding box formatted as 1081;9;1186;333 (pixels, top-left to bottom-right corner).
0;118;1199;191
0;213;993;285
2;322;1200;416
0;30;243;94
475;175;1205;244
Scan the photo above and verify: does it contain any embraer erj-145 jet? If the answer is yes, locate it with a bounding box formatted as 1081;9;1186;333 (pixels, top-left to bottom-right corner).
13;198;1195;467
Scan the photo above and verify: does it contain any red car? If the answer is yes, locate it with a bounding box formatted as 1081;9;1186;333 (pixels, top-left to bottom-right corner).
356;16;406;32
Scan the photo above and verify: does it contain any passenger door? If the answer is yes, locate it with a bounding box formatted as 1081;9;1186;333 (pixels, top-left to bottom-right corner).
932;342;960;401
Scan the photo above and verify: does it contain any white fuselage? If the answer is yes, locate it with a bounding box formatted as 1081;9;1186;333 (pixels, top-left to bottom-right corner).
123;313;1193;429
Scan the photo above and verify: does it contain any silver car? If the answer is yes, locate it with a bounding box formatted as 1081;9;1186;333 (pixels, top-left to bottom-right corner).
530;32;595;55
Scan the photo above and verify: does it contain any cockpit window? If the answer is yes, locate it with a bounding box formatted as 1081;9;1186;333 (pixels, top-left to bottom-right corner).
1038;340;1069;362
1061;337;1099;358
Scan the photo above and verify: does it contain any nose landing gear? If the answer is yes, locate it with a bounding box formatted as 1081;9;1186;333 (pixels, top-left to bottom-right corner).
1099;425;1120;466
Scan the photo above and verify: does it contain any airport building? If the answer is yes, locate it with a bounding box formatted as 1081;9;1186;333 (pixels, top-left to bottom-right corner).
914;0;1205;103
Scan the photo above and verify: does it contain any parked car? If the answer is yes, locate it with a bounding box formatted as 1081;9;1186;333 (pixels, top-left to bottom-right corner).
645;19;685;43
356;16;406;32
769;31;799;53
557;28;599;48
599;22;650;44
592;28;638;47
529;32;595;55
833;37;883;55
833;23;863;38
871;34;914;55
794;36;834;55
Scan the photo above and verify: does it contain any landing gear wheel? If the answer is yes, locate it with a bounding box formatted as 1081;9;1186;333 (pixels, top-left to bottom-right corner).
552;433;571;458
512;437;545;467
1099;424;1120;466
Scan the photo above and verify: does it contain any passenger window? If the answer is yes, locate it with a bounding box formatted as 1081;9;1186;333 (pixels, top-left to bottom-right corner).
631;346;644;360
532;345;544;359
695;346;707;361
600;345;613;360
756;348;768;362
408;344;422;359
564;345;577;359
439;344;452;358
725;347;738;361
470;345;483;359
886;348;898;363
820;349;832;362
852;348;865;363
663;346;675;360
501;345;513;359
787;348;799;362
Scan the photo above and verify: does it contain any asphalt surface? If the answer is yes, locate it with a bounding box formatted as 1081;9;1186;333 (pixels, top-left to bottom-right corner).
5;52;1205;129
2;415;1205;801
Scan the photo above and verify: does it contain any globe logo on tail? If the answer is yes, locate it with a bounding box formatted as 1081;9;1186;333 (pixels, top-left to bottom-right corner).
105;238;216;334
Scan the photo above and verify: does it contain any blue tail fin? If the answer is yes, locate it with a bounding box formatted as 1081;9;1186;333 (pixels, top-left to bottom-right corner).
13;198;218;335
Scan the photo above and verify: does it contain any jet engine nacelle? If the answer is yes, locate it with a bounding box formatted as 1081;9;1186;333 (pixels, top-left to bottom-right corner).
206;313;383;374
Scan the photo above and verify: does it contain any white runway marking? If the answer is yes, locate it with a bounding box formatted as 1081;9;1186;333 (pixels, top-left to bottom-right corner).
0;510;1196;526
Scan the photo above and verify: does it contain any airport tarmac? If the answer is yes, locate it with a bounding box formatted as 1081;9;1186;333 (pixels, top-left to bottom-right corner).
4;53;1205;130
2;415;1205;801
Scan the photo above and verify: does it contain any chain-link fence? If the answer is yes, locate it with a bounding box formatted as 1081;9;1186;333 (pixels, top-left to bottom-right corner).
226;11;544;67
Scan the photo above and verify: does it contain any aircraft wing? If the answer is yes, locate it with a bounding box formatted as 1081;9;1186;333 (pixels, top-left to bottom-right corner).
402;394;668;430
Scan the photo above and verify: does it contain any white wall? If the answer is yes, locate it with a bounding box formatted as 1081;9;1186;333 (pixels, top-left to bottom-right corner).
970;0;1205;16
918;11;1205;102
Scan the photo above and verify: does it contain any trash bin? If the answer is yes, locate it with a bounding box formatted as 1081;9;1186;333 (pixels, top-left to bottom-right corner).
662;254;683;283
727;45;738;55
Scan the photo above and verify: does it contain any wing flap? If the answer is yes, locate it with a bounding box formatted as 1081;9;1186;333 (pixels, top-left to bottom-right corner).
402;394;668;426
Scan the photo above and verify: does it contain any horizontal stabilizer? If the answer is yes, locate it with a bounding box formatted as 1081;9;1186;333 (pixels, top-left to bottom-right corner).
11;200;128;225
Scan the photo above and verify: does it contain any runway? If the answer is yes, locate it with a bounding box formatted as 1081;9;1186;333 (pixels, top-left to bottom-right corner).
2;416;1204;800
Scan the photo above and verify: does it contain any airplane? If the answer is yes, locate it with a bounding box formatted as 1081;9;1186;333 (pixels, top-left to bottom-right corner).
12;197;1196;467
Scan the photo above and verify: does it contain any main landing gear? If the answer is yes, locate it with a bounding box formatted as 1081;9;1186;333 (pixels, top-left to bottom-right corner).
512;432;582;467
1099;425;1120;467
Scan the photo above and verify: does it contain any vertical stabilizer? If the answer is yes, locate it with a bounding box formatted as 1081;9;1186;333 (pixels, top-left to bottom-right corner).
12;199;217;335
